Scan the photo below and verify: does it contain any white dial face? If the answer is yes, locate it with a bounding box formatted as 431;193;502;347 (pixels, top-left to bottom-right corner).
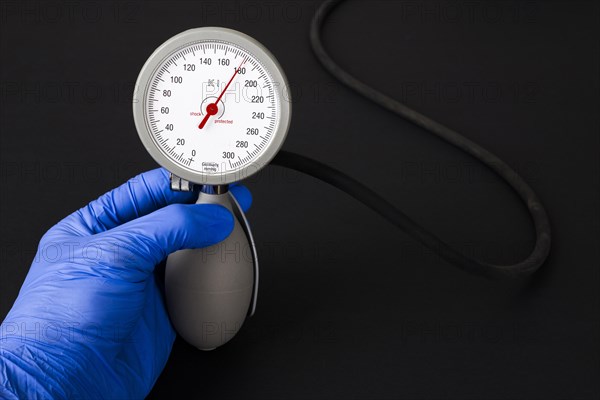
144;41;280;177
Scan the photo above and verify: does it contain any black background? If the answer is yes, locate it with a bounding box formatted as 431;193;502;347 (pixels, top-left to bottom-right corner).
1;0;599;398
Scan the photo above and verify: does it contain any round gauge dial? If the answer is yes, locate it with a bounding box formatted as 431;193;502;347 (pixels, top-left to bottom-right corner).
133;28;291;185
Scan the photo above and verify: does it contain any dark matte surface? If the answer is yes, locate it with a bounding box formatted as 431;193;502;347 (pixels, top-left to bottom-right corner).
1;0;598;398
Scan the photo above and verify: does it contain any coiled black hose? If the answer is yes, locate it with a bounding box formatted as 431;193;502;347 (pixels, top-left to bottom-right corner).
272;0;551;279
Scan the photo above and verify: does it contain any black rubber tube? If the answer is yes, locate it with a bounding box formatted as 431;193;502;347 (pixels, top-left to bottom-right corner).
272;0;551;279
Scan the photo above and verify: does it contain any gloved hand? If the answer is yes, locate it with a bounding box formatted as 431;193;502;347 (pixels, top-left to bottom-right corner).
0;168;252;399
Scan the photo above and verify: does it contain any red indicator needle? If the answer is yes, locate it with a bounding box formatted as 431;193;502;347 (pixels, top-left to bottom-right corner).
199;58;247;129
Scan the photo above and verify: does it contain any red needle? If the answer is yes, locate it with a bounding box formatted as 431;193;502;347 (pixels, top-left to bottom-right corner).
199;58;247;129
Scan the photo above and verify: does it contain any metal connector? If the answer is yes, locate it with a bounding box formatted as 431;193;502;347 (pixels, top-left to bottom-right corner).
170;174;195;192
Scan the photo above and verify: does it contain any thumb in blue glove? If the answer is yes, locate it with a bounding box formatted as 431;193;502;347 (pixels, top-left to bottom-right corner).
0;168;252;399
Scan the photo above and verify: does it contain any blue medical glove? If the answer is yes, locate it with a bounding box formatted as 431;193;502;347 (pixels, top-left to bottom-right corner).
0;168;252;399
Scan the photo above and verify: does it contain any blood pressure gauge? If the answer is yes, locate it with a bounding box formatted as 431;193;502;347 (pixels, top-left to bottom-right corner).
134;27;291;185
133;27;291;350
